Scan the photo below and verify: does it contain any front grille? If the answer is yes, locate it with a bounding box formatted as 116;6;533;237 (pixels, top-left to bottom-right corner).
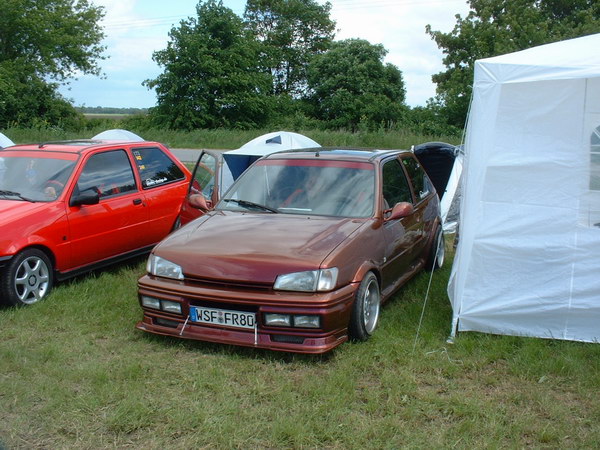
185;276;272;292
271;335;305;344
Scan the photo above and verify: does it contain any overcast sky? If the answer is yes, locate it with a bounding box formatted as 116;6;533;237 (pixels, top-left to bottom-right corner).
59;0;470;109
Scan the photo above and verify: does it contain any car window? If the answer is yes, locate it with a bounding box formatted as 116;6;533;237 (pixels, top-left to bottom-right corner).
591;124;600;191
191;152;217;200
0;155;76;202
219;159;375;218
402;156;431;201
76;150;136;198
382;159;413;208
134;146;185;189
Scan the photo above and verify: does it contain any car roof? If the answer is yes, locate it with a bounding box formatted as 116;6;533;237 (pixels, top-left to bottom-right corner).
263;147;411;163
1;139;163;156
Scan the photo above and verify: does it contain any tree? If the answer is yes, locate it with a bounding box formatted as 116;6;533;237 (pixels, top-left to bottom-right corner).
0;0;106;127
244;0;336;96
145;0;272;130
305;39;406;131
427;0;600;128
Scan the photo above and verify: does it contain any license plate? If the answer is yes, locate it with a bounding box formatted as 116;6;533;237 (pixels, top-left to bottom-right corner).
190;306;256;330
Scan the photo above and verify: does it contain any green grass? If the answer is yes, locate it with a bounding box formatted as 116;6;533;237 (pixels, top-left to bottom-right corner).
3;127;461;150
1;241;600;448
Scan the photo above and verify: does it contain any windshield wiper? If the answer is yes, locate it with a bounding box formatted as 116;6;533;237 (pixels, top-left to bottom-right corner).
0;190;36;202
222;198;279;213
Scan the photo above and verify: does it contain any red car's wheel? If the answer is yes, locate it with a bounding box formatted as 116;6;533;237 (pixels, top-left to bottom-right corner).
1;249;53;306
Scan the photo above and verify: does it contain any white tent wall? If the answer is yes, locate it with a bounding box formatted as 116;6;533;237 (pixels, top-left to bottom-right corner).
0;132;15;148
449;34;600;343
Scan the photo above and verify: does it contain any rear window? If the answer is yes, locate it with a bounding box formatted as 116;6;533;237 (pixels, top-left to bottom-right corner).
134;147;184;189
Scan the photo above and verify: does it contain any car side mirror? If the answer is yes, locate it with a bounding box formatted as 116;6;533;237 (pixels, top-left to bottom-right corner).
188;193;212;212
385;202;413;221
70;189;100;207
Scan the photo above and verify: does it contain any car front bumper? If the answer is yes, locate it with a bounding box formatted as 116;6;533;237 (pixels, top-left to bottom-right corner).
135;274;359;354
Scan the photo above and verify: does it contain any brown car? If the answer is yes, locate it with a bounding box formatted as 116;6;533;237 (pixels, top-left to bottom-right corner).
136;148;444;354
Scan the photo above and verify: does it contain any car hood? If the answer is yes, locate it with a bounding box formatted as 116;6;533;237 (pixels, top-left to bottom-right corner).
0;199;49;223
155;211;367;283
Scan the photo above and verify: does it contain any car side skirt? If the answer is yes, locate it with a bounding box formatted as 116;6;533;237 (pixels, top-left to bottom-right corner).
54;245;154;281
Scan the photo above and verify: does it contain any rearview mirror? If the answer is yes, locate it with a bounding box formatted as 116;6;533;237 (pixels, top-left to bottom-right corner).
70;189;100;207
385;202;413;221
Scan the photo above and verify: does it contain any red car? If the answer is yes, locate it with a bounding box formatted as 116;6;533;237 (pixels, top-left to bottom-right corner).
136;148;444;354
0;138;190;306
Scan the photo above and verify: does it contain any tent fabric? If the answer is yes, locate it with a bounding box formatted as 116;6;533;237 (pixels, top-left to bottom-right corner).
449;33;600;343
223;131;320;180
0;132;15;148
92;129;145;142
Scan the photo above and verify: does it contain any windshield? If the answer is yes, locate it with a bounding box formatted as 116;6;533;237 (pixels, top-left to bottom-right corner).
0;155;76;202
218;159;375;218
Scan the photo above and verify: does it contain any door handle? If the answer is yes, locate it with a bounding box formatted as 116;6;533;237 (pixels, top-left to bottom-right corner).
133;198;143;205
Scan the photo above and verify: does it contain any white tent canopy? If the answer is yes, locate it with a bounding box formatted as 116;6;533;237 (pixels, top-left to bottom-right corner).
223;131;320;180
449;33;600;343
92;129;144;142
0;132;15;148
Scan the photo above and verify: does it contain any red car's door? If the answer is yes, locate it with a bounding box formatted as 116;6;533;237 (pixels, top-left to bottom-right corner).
129;145;189;241
380;157;426;291
180;150;223;225
66;149;148;269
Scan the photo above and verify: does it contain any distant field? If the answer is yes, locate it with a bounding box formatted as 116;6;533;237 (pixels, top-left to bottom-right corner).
83;113;131;120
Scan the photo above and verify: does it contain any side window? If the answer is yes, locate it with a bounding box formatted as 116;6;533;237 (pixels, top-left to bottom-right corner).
134;147;184;189
590;125;600;191
76;150;136;198
382;159;413;208
402;155;430;201
191;152;216;200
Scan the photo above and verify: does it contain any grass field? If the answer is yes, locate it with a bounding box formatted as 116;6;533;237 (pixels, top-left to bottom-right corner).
2;126;461;151
1;128;599;447
1;239;600;448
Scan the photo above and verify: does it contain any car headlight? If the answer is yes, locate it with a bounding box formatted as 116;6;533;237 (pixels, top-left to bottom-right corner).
146;254;184;280
274;268;338;292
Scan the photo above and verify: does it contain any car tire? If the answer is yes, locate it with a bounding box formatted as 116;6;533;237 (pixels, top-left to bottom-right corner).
426;226;445;271
1;249;53;306
171;215;182;232
349;272;381;341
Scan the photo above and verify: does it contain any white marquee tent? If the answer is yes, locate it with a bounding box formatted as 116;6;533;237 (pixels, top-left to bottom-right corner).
0;132;15;148
449;33;600;343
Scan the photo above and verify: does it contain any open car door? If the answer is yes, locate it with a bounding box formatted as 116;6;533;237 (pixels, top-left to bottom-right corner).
180;150;230;225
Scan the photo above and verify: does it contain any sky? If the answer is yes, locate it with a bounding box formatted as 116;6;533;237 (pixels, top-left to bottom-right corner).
58;0;471;109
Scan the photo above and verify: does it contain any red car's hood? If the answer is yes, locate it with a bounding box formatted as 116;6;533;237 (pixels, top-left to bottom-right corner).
156;211;366;283
0;199;49;223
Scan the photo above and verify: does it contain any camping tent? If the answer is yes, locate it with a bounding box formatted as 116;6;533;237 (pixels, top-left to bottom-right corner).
414;142;463;232
448;33;600;343
223;131;320;179
0;132;15;148
92;129;144;142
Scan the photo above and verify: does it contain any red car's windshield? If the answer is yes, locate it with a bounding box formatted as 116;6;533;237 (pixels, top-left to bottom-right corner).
0;155;76;202
218;159;375;218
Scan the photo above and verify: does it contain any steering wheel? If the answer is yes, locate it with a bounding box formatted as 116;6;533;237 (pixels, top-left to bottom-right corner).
43;180;64;199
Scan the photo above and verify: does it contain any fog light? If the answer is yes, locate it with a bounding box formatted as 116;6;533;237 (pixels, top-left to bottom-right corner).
161;300;182;314
264;313;292;327
141;296;161;309
293;315;320;328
